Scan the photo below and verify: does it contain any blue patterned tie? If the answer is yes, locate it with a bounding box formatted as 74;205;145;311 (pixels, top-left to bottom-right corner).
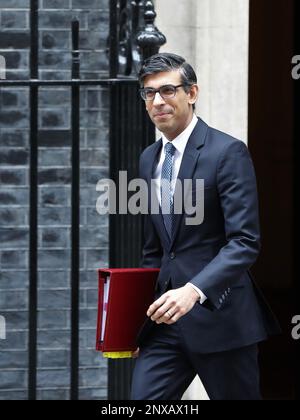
161;142;176;239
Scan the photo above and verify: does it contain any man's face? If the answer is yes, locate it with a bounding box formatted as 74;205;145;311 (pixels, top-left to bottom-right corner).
142;70;198;140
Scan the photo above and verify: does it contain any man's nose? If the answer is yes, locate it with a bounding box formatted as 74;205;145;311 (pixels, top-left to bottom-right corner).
152;91;166;106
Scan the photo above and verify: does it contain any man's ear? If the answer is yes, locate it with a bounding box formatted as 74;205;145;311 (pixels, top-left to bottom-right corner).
188;84;199;106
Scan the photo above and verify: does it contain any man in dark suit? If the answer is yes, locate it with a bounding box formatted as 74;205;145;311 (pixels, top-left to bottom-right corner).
130;53;280;400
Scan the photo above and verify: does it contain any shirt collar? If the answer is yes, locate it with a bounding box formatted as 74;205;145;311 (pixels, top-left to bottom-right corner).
161;114;198;155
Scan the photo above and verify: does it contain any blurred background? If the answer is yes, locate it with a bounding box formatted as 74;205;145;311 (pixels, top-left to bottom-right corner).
0;0;299;400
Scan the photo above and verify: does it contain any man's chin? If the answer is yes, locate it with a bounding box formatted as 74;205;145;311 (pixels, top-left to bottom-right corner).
152;119;172;131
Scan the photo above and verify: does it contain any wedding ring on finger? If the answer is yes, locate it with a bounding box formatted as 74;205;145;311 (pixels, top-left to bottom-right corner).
166;310;172;318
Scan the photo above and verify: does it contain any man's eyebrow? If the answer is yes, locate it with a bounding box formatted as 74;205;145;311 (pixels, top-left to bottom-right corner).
143;84;174;89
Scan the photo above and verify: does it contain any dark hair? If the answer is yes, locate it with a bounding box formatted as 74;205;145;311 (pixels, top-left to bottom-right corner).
139;53;197;109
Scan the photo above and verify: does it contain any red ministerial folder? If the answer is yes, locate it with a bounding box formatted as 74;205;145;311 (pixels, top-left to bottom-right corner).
96;268;160;353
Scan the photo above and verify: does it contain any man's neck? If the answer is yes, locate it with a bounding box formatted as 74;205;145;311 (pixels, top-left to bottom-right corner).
164;113;195;141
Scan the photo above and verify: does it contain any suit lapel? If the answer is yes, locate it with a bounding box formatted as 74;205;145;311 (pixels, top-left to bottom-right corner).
144;139;172;248
170;118;208;250
143;118;209;250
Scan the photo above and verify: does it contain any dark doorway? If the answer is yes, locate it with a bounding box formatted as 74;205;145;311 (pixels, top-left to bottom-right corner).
248;0;297;400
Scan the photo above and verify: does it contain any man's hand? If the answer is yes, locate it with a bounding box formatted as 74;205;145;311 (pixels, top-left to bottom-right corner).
147;284;200;325
132;348;140;359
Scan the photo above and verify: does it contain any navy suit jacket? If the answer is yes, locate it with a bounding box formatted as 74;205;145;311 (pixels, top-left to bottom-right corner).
138;118;280;354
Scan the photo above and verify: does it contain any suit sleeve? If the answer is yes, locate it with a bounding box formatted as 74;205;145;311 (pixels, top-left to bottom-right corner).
189;140;261;309
139;152;163;269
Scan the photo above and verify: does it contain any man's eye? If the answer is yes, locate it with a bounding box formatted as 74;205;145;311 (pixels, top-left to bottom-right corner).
161;86;174;95
145;90;155;97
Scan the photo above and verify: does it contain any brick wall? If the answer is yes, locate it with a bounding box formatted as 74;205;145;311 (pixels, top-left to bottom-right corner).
0;0;110;400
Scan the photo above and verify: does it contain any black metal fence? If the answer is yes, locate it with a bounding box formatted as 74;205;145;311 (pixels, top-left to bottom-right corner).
0;0;166;400
108;81;157;400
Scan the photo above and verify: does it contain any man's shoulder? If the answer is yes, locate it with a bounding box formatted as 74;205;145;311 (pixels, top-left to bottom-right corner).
204;121;248;155
206;123;244;146
140;139;162;159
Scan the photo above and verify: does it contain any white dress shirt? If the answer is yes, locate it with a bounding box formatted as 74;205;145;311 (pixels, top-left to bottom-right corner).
153;114;207;305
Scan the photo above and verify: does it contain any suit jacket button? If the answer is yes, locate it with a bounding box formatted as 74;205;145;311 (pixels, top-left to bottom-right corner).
170;252;176;260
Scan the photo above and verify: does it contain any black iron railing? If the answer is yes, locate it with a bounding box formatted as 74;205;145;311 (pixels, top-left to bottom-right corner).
28;0;39;401
0;0;166;401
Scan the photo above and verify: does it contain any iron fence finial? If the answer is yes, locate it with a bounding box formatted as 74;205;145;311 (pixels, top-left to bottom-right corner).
136;0;166;62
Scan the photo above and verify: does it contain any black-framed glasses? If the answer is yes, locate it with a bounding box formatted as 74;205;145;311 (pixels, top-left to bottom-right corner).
139;84;188;101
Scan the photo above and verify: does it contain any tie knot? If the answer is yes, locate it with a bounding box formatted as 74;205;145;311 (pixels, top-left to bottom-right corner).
165;142;176;156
